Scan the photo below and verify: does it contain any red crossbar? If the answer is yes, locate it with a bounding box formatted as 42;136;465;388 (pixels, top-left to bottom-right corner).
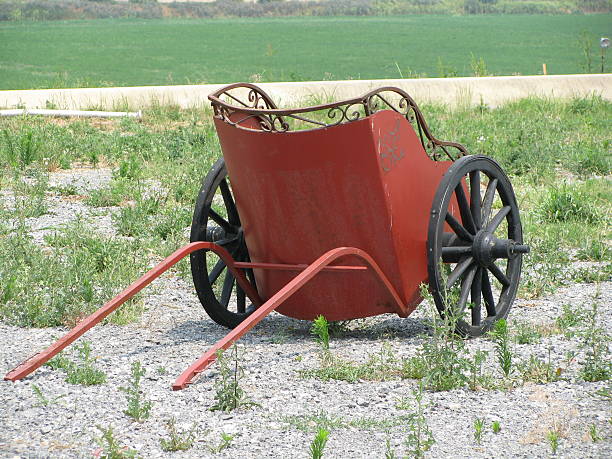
172;246;406;390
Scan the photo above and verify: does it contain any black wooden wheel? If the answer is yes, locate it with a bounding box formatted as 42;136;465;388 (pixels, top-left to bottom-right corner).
190;158;257;329
427;155;529;337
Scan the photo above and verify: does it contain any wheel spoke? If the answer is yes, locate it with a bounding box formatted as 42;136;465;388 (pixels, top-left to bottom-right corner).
446;256;474;289
209;209;233;233
469;171;482;230
236;285;246;313
488;262;510;287
208;259;226;284
471;267;482;326
219;179;240;225
445;213;474;242
221;271;235;308
482;271;496;317
455;183;476;234
481;178;498;226
485;206;511;234
441;246;472;263
457;265;478;314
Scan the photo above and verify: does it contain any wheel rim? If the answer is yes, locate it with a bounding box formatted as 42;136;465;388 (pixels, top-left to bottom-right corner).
190;158;256;328
427;156;528;337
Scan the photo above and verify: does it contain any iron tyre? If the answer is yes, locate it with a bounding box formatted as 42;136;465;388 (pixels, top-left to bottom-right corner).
427;155;528;337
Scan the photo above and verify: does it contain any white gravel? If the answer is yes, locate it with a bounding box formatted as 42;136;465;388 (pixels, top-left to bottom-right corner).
0;168;610;458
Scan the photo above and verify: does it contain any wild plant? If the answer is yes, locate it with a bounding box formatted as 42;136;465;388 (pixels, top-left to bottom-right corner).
468;350;489;391
491;420;501;434
404;299;470;391
12;169;49;218
208;433;234;454
384;436;397;459
490;319;513;378
45;341;106;386
404;383;435;458
537;184;601;224
95;425;139;459
470;53;488;77
579;302;611;382
311;315;330;353
473;418;485;444
159;417;196;452
547;428;560;455
31;384;65;407
309;428;329;459
588;424;602;442
519;349;559;384
2;128;40;169
120;361;152;422
512;321;542;344
210;345;257;412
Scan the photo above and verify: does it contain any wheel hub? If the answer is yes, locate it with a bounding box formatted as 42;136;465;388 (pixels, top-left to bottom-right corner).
472;230;529;266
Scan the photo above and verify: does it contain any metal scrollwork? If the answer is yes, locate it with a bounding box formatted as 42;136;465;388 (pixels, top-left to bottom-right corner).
209;83;468;161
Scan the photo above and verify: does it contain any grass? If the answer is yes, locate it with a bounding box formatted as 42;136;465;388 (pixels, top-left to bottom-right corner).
45;341;107;385
0;15;610;90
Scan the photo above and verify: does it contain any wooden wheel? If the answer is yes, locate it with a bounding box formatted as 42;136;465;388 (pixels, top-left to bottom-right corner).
190;158;256;328
427;155;529;337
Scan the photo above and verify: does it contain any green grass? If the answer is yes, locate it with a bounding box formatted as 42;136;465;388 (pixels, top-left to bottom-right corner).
0;14;610;90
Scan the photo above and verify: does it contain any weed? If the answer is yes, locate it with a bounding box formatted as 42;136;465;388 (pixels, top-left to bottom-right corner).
555;304;585;336
576;239;610;262
2;128;40;169
547;428;560;455
303;344;401;382
512;321;543;345
12;169;49;218
210;346;257;412
403;297;471;391
588;424;602;442
120;361;152;422
45;342;106;386
208;432;234;454
470;53;488;77
473;417;485;444
537;184;601;224
490;319;513;378
384;436;397;459
578;31;594;73
95;425;139;459
404;384;435;458
468;350;490;391
492;420;501;434
311;315;330;352
579;302;611;382
283;410;411;433
309;428;329;459
32;384;65;407
519;352;560;384
159;418;196;452
65;341;107;385
51;183;79;196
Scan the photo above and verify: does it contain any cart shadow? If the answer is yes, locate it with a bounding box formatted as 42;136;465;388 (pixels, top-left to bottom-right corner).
163;312;432;347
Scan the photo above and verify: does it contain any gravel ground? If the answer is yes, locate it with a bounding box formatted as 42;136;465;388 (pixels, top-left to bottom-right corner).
1;168;610;458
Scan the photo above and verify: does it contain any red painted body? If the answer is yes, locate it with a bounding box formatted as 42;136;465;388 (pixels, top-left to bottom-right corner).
217;110;453;321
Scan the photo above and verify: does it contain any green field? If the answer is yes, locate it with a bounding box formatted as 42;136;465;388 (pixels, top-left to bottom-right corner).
1;14;610;90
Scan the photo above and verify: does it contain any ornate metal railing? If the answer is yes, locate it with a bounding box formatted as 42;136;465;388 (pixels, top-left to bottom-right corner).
208;83;468;161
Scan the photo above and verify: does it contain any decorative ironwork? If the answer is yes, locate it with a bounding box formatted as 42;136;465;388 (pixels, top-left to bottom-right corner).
209;83;468;161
